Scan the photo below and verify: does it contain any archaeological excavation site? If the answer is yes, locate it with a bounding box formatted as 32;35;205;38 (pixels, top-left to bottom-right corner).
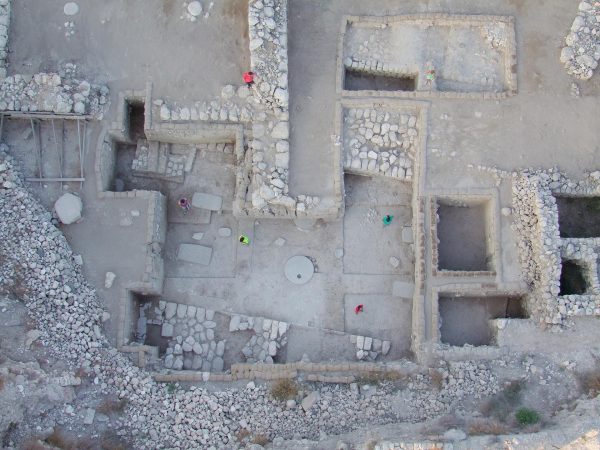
1;0;600;449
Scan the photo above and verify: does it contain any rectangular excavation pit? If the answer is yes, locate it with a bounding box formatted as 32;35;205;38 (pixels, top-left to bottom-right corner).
129;293;170;354
555;196;600;238
439;295;527;346
560;260;588;296
344;68;417;91
435;198;494;272
126;100;146;142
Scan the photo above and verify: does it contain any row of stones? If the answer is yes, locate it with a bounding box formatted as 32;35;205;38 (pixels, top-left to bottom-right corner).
561;1;600;80
343;107;418;181
156;84;256;124
158;302;226;372
352;334;391;361
0;64;109;117
0;0;9;79
230;314;288;364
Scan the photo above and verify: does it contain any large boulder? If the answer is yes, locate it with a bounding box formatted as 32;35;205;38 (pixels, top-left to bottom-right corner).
54;193;82;224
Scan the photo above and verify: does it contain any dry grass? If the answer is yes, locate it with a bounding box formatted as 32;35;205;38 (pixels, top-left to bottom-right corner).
429;369;444;390
235;428;251;443
468;419;510;436
251;434;270;446
100;431;129;450
0;374;5;391
270;379;298;401
356;370;406;386
21;439;49;450
578;371;600;397
479;380;524;421
96;398;128;415
41;429;95;450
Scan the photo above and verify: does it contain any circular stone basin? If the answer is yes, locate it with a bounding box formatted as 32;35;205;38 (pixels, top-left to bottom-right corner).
64;2;79;16
187;1;203;16
284;256;314;285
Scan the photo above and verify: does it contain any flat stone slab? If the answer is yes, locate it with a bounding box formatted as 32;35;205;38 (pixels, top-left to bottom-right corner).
177;244;213;266
284;255;314;285
192;192;223;211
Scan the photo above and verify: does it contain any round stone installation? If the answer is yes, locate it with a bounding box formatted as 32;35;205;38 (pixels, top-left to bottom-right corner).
284;255;314;285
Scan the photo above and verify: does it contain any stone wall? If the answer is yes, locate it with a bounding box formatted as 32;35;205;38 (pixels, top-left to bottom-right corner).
0;0;9;78
512;170;600;325
0;65;109;117
560;1;600;80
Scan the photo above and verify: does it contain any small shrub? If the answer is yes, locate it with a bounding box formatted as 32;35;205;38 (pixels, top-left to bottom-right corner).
96;398;128;415
45;429;72;449
0;375;5;391
270;379;298;401
21;439;48;450
166;382;177;394
468;419;509;435
579;371;600;397
480;380;524;421
515;407;540;426
252;434;270;446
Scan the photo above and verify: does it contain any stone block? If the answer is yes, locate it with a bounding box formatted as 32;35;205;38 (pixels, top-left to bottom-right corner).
161;323;174;337
177;244;213;266
191;192;223;211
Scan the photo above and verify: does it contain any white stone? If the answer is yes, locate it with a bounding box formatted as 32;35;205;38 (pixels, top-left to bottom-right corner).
104;272;116;288
64;2;79;16
187;1;203;17
218;227;232;237
54;193;82;224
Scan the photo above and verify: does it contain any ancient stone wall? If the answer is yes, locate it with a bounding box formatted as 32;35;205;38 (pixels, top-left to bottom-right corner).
0;0;9;78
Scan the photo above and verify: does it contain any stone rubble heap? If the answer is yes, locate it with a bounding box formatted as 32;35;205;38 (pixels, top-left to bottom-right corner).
560;1;600;80
0;0;9;79
0;64;109;117
157;301;227;372
230;314;288;364
512;168;600;325
343;107;418;181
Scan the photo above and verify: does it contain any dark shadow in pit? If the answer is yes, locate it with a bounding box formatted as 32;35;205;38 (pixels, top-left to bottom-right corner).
556;196;600;238
344;68;417;91
559;260;588;295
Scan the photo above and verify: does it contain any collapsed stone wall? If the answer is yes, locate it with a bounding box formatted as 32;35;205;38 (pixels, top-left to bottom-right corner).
0;0;9;78
512;169;600;325
0;64;109;117
561;1;600;80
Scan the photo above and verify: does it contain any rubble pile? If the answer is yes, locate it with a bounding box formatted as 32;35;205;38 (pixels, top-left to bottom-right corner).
0;65;109;117
561;1;600;80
